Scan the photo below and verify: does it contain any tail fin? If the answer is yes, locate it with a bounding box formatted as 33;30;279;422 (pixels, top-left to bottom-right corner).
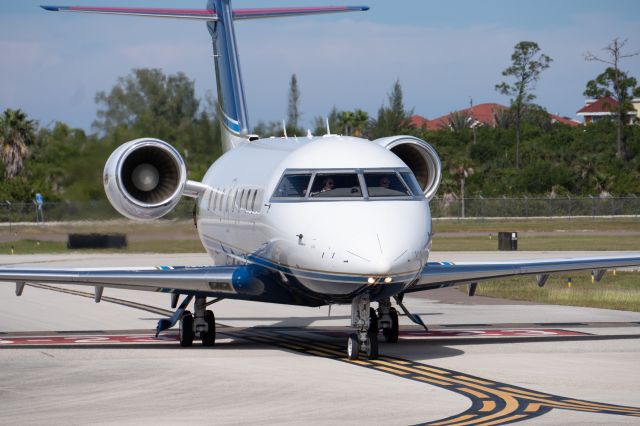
207;0;248;151
42;2;369;151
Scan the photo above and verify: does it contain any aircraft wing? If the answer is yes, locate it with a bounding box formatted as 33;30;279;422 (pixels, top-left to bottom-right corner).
408;254;640;293
0;264;258;298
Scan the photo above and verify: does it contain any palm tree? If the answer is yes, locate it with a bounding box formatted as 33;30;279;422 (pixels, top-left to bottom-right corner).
338;109;369;137
0;109;36;179
451;164;475;218
493;108;513;129
351;109;369;137
443;110;473;132
338;111;355;136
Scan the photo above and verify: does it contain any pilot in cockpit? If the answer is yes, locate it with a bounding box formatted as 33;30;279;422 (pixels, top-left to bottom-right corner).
320;178;335;193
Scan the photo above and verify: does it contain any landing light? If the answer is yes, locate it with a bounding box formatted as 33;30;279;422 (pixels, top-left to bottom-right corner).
367;277;376;284
384;277;393;284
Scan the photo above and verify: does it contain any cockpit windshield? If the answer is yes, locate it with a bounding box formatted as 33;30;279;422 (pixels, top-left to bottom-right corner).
363;172;411;197
310;173;362;197
271;168;425;201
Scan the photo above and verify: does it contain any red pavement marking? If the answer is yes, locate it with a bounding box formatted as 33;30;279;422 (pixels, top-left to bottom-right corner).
0;328;589;346
0;333;179;345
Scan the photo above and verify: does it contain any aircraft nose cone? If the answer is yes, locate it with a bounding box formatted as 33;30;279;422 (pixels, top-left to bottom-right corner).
370;258;392;275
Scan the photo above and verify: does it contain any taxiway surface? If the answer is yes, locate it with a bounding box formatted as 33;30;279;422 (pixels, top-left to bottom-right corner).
0;252;639;425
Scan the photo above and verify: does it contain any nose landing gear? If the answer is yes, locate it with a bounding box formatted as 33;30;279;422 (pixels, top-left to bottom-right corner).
347;295;380;360
347;296;401;360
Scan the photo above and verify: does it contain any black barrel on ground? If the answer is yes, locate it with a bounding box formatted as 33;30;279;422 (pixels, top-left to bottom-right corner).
67;233;127;249
498;232;517;251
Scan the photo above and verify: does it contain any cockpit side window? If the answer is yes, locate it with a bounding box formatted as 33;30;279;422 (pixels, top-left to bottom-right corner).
400;171;424;197
273;174;311;198
364;172;411;197
310;173;362;198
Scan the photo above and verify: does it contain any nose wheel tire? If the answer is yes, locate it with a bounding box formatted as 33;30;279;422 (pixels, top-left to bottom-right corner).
201;309;216;346
179;311;194;347
347;334;360;360
383;307;399;343
366;332;379;360
369;307;379;334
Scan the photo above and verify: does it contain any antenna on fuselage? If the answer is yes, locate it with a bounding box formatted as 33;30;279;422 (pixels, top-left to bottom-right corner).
325;117;331;136
282;120;288;138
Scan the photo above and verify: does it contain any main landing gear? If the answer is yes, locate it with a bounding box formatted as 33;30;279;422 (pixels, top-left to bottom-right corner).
156;294;217;347
347;296;401;360
179;295;216;347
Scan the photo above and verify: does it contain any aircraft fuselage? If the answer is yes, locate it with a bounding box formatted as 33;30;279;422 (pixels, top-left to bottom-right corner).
196;135;433;305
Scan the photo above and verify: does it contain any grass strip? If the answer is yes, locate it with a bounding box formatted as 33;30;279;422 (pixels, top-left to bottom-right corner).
472;271;640;312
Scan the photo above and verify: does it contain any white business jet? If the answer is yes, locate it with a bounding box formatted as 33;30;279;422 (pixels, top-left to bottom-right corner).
1;1;639;360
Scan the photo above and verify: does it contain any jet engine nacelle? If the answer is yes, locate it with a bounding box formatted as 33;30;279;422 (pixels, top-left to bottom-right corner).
374;135;442;201
104;138;188;220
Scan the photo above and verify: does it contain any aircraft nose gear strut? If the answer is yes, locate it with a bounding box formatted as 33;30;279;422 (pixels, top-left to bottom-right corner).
347;294;378;360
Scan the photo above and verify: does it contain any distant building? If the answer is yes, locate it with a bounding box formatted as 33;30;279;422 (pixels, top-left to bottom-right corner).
412;102;579;131
632;98;640;121
576;96;637;124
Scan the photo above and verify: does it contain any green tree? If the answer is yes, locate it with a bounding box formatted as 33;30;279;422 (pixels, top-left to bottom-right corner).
584;38;640;160
93;68;220;180
0;109;36;179
496;41;552;168
337;109;369;136
287;74;301;131
368;79;414;139
93;68;200;136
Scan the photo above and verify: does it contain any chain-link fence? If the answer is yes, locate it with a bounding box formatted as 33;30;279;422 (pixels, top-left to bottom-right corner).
0;199;196;223
430;196;640;218
0;196;638;223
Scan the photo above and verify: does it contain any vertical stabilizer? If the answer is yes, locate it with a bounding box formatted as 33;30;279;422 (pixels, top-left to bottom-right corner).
207;0;249;151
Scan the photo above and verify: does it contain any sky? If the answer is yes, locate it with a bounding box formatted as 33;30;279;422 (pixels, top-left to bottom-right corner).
1;0;640;132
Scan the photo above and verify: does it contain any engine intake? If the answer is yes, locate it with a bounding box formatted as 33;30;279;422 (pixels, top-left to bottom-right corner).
374;136;442;201
104;138;187;220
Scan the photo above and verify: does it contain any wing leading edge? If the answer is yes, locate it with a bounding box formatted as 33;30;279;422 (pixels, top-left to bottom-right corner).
0;264;275;301
409;254;640;293
40;5;369;21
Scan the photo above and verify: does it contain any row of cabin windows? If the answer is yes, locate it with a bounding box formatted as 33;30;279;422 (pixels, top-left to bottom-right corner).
208;187;262;214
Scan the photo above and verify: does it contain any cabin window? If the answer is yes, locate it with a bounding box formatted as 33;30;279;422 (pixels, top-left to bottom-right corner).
232;189;239;212
273;174;311;198
250;190;258;211
207;191;213;211
310;173;362;198
239;189;246;211
363;172;411;197
218;189;225;211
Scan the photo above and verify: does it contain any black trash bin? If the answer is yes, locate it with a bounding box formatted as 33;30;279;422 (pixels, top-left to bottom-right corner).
498;232;518;251
67;233;127;249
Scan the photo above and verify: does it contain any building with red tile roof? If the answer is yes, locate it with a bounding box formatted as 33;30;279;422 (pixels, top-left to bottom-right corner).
576;96;637;124
411;102;579;131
